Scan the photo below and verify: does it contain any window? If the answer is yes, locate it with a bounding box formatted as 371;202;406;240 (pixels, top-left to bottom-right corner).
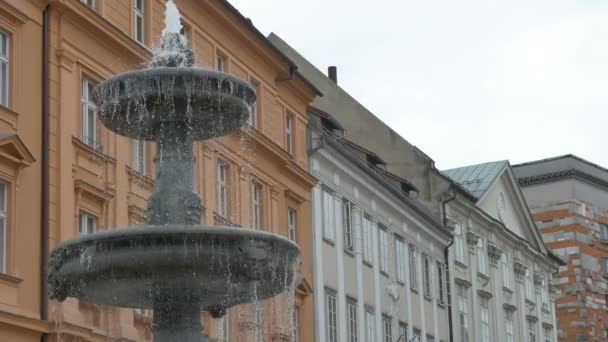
528;320;537;342
81;77;97;148
0;182;7;273
347;299;358;342
288;207;297;242
254;303;263;342
285;113;294;156
426;334;435;342
398;322;408;342
248;79;259;128
541;277;550;311
251;182;262;230
413;328;422;339
132;139;146;175
477;238;488;274
505;310;514;342
437;262;446;304
395;238;406;284
323;190;335;242
365;309;375;342
502;253;511;288
343;199;354;252
423;254;432;298
526;268;534;301
133;0;145;44
81;0;95;9
457;285;469;342
379;225;389;273
544;327;552;342
0;31;8;107
217;54;226;72
480;297;490;342
382;316;392;342
325;290;338;342
217;159;229;217
79;212;97;235
601;224;608;241
603;257;608;275
362;216;373;264
409;246;418;290
454;223;465;262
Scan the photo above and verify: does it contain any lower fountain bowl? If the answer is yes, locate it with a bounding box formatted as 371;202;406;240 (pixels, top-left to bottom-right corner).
48;225;299;311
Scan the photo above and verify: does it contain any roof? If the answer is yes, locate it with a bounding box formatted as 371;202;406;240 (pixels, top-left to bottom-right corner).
442;161;509;199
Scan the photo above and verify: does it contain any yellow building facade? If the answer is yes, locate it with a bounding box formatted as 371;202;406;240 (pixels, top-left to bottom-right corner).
0;0;318;341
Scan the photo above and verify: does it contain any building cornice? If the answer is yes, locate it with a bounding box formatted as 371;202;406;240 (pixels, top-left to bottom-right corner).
518;168;608;192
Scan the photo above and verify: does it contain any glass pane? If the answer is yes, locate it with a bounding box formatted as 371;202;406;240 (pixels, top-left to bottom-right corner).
0;33;6;57
87;216;96;234
1;62;7;106
87;81;95;100
87;107;95;143
137;16;144;43
136;0;144;11
0;219;4;273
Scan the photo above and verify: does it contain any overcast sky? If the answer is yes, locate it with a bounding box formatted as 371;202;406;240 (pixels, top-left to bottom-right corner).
228;0;608;170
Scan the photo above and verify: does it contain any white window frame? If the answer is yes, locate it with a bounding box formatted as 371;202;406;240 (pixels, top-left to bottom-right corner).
526;268;534;301
528;320;537;342
544;327;552;342
0;31;9;108
288;207;297;242
409;245;418;290
477;238;488;274
601;224;608;241
343;199;354;252
347;299;358;342
395;238;406;284
133;0;145;44
0;182;7;274
251;182;262;230
322;190;336;242
541;277;550;311
362;216;373;264
365;309;375;342
382;316;392;342
423;254;432;298
79;211;97;235
248;80;259;128
480;296;490;342
505;310;514;342
285;113;294;156
379;226;389;273
399;322;408;342
458;285;469;342
502;253;511;288
217;159;229;218
437;262;446;304
132;139;146;175
217;54;226;72
81;77;97;148
326;290;338;342
454;223;465;262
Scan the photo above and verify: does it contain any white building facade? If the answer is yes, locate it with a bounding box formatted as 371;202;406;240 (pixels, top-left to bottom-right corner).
309;112;452;342
443;161;561;342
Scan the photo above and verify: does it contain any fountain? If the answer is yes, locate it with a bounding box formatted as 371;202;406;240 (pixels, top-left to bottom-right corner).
47;1;300;341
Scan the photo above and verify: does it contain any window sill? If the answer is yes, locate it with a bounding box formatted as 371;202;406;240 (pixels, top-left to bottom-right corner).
503;286;513;295
0;273;23;287
363;260;373;268
410;287;419;294
424;295;432;302
396;280;405;287
437;301;447;308
0;104;18;129
344;248;355;257
323;237;335;246
380;270;390;278
454;260;468;270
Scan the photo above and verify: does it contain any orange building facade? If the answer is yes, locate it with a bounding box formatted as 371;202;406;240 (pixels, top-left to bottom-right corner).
0;0;318;341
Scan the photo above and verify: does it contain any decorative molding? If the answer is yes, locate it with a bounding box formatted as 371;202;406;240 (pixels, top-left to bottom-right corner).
477;289;493;298
466;231;480;254
487;243;502;267
533;272;544;288
284;189;306;204
455;277;472;288
514;259;527;282
0;273;23;287
126;166;155;192
74;179;114;203
518;168;608;192
525;299;537;313
525;313;538;322
503;302;518;312
128;205;147;225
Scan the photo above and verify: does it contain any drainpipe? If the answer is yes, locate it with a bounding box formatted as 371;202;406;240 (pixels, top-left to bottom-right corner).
441;186;457;342
40;5;50;342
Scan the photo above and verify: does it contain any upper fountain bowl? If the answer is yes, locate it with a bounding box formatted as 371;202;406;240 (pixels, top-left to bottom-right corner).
93;67;256;141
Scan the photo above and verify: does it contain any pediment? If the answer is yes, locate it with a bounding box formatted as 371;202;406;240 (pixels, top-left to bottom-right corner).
0;134;35;166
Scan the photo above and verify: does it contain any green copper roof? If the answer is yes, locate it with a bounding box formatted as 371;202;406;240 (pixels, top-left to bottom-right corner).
442;161;509;199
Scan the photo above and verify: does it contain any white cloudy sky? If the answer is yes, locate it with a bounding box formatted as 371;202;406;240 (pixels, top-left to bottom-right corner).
228;0;608;170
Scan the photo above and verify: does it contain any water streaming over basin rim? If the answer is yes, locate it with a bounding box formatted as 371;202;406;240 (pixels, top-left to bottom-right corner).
93;67;257;141
48;225;300;310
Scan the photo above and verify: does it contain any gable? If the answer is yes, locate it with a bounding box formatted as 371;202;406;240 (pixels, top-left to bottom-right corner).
477;166;546;253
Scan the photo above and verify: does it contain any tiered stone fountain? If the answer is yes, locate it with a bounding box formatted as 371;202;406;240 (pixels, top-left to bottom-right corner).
47;2;299;341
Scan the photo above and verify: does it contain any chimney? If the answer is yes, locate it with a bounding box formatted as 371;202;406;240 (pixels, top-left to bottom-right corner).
328;66;337;84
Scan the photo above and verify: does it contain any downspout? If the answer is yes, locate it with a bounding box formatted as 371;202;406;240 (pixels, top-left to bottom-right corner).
441;186;457;342
40;4;50;342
